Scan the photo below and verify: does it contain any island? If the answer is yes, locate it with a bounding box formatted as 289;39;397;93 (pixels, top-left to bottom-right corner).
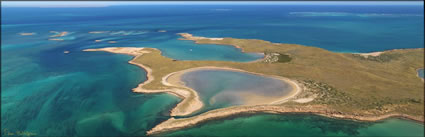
84;33;424;135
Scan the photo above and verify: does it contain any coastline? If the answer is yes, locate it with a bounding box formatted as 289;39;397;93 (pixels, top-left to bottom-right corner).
162;66;302;105
83;33;424;136
147;105;424;135
84;47;424;136
84;47;203;116
83;47;307;135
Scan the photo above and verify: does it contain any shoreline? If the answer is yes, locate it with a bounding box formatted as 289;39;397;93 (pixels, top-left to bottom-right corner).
84;48;301;116
163;66;302;105
83;33;424;136
83;47;424;136
147;104;424;135
84;47;203;116
178;33;244;52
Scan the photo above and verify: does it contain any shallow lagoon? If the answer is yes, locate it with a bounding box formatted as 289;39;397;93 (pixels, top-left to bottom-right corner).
181;69;293;112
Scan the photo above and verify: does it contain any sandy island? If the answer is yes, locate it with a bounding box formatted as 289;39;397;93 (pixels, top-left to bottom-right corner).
83;33;424;135
49;31;69;37
48;31;69;41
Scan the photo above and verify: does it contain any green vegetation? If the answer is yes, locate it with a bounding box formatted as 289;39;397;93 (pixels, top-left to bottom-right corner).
263;50;292;63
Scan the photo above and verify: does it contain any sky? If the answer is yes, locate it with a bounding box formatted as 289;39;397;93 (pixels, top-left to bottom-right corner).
1;1;423;8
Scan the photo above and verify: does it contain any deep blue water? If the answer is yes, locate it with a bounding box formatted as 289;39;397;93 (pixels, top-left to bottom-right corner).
3;5;423;53
1;4;424;136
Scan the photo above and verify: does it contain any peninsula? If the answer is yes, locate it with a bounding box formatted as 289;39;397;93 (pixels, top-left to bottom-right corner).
84;33;424;135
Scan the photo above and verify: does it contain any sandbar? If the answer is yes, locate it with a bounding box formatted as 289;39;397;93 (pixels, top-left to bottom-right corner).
19;32;35;36
178;33;224;41
83;47;203;116
48;38;64;41
50;31;69;37
88;31;109;34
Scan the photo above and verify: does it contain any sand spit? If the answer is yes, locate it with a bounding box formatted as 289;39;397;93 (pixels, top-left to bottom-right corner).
147;104;424;135
167;66;302;103
48;31;69;41
19;32;35;36
49;31;69;37
48;38;64;41
178;33;224;41
164;66;301;105
83;47;203;116
89;31;109;34
83;47;149;56
177;33;261;60
130;62;204;116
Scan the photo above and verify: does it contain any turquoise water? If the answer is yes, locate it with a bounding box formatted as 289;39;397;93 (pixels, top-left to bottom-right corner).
181;69;292;114
1;4;424;136
165;114;424;137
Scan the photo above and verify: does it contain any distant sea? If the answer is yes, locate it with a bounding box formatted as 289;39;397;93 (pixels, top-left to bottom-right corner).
1;4;424;136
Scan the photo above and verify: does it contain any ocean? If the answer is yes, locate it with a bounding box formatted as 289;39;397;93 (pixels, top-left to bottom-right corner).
1;4;424;136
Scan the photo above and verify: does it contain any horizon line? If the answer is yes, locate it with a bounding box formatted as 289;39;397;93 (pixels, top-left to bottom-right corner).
1;1;424;8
